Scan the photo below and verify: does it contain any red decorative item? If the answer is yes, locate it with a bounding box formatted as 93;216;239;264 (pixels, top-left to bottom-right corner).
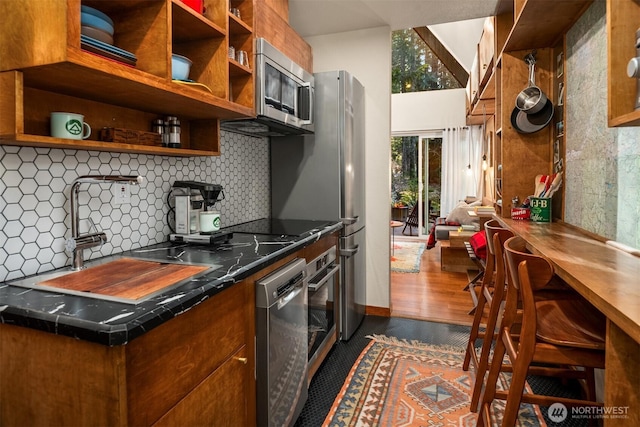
511;208;531;220
469;231;487;260
181;0;203;13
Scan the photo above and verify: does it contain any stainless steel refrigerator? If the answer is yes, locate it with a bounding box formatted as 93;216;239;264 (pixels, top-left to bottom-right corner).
271;70;366;341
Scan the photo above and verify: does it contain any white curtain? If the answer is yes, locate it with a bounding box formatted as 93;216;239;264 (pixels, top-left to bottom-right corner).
440;125;483;216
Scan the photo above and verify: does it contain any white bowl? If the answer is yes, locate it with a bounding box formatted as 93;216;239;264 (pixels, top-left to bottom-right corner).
172;54;192;80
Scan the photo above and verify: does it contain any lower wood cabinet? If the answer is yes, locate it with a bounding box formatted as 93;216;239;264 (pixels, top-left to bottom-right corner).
153;346;251;427
0;279;256;427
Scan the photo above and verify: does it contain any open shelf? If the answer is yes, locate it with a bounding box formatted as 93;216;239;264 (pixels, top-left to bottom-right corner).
503;0;593;53
0;0;255;156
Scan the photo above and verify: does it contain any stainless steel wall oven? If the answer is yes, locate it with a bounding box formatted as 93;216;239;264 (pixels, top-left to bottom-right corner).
306;246;340;368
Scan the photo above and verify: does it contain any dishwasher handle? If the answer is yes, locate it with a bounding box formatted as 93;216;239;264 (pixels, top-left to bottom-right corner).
277;279;305;310
308;264;340;292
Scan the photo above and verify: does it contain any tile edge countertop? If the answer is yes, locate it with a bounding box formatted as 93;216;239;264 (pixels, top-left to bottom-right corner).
0;220;342;346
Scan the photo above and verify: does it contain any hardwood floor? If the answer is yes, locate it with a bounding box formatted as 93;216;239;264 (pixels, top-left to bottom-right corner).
390;236;476;326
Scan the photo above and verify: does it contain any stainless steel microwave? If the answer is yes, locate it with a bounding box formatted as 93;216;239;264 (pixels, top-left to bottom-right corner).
221;38;314;137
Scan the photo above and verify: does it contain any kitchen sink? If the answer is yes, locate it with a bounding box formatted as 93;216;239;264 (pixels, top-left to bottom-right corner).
7;255;220;305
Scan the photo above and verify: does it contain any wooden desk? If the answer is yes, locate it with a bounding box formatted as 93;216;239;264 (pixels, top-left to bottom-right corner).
495;218;640;426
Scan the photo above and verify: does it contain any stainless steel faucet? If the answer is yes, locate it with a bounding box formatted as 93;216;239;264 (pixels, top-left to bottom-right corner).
67;175;144;271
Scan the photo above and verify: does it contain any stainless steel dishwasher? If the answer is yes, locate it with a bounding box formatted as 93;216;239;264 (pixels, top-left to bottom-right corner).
256;258;308;427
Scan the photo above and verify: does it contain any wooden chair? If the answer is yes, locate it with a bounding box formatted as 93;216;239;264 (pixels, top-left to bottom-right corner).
477;236;606;427
402;204;418;235
463;220;513;411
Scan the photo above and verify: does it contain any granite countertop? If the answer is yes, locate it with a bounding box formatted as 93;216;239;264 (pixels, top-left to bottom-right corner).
0;219;342;346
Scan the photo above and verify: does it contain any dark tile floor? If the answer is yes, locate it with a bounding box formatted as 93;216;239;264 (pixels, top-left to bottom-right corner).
295;316;589;427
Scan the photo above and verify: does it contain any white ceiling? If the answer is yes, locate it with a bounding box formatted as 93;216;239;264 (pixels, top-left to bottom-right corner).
289;0;500;36
288;0;501;71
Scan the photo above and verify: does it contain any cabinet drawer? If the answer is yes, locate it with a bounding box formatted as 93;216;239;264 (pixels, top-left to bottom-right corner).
153;346;251;427
126;281;252;426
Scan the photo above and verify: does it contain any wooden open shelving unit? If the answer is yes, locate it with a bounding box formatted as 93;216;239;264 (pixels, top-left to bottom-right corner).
0;0;255;156
467;0;594;218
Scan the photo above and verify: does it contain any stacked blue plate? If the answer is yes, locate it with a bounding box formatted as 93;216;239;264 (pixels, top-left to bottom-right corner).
81;35;137;65
81;6;114;37
80;6;137;66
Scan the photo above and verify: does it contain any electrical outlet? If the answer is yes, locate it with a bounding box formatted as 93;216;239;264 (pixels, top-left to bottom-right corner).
113;183;130;205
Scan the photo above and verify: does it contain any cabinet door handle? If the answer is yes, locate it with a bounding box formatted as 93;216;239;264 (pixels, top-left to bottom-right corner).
234;357;248;364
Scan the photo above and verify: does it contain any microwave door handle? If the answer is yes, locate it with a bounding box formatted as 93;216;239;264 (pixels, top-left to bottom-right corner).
300;82;313;125
308;264;340;292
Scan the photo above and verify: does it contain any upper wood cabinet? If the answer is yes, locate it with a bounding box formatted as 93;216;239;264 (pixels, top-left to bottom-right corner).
607;0;640;127
467;17;496;124
478;17;495;89
254;0;313;73
0;0;255;156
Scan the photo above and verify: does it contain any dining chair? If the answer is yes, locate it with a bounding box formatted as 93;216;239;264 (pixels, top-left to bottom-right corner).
477;236;606;427
463;220;510;368
463;222;513;411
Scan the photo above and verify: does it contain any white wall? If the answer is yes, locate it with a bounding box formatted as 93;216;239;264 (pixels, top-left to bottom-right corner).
429;18;485;72
306;27;392;310
392;89;468;133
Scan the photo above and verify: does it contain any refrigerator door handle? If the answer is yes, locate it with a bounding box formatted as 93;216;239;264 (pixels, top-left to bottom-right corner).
341;245;360;257
340;216;359;225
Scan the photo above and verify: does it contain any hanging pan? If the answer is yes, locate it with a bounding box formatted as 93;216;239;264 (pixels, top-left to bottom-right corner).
515;55;548;115
511;98;554;134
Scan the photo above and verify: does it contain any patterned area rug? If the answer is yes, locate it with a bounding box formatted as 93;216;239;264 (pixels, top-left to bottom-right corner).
322;335;547;427
391;242;426;273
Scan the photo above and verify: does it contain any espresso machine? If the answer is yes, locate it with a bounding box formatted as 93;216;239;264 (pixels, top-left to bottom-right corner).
169;181;233;244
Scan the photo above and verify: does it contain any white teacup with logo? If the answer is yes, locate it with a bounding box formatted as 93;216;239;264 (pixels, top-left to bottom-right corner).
199;211;221;233
50;112;91;140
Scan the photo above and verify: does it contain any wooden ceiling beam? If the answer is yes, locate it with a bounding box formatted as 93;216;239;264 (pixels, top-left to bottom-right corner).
413;26;469;87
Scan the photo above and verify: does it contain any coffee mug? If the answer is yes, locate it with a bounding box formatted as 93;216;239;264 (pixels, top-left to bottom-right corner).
199;211;221;233
51;112;91;140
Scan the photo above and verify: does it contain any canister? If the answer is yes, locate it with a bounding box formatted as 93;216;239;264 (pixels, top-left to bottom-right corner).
530;197;551;222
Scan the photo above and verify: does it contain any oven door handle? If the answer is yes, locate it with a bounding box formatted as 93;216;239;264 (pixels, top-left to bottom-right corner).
308;264;340;292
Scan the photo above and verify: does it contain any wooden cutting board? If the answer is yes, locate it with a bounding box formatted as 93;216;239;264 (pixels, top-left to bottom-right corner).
38;258;209;301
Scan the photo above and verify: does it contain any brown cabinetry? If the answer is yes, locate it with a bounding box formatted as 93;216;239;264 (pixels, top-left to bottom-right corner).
607;0;640;127
0;0;255;156
467;17;496;125
0;279;256;426
475;0;592;217
254;0;313;73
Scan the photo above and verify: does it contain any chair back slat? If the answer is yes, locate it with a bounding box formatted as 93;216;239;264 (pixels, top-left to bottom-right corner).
484;219;504;256
503;236;554;290
492;228;514;288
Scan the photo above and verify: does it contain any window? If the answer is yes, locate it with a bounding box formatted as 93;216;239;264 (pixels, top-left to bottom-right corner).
392;29;463;93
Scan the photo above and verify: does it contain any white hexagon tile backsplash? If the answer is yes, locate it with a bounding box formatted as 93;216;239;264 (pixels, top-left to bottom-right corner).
0;131;270;282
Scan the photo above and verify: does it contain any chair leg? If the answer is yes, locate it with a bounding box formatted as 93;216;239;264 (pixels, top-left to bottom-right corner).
463;284;488;371
477;330;507;427
469;284;505;411
463;255;495;371
500;354;532;427
585;367;597;402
